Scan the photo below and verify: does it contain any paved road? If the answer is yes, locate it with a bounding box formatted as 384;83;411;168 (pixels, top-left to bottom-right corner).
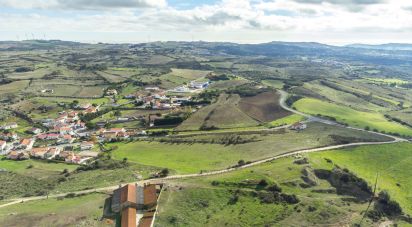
0;137;400;209
277;90;407;142
0;89;407;209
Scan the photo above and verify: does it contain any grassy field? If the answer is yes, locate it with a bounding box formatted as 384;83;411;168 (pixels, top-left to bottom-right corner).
155;156;382;226
303;81;388;112
178;93;259;130
159;68;212;88
0;80;30;95
363;77;409;85
111;122;390;174
0;158;77;180
0;156;160;198
155;143;412;226
262;79;285;89
269;114;305;127
293;98;412;136
0;193;109;227
309;142;412;216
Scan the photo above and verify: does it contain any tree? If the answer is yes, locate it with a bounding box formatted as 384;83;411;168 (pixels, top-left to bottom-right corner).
114;110;122;117
86;122;97;130
237;160;245;166
160;168;170;177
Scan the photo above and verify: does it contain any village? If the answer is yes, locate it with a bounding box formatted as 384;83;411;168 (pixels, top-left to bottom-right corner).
0;79;211;166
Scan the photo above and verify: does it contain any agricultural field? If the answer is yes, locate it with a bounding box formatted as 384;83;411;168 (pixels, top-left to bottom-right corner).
302;80;388;112
239;91;291;122
269;114;305;127
111;122;390;174
0;80;30;95
0;193;109;227
293;98;412;136
178;93;260;130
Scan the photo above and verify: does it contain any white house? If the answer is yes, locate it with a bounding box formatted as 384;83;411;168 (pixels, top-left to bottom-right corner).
190;81;209;89
290;122;307;131
28;127;42;135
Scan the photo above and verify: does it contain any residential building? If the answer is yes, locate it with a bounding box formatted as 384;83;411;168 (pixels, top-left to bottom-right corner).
110;184;161;227
7;151;29;160
190;80;209;89
0;140;6;151
290;122;307;131
30;147;50;159
80;141;94;150
28;127;42;135
19;138;35;150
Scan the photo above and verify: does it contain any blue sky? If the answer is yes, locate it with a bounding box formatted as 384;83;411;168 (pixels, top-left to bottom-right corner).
0;0;412;44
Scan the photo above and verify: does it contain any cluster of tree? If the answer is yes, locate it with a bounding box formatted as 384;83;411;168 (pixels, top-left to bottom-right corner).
257;181;299;204
154;115;185;126
42;70;62;79
80;107;114;122
384;114;412;128
14;66;33;73
79;64;108;71
156;135;259;146
206;73;232;81
227;84;271;97
367;190;403;221
197;90;220;102
314;167;372;201
285;95;303;106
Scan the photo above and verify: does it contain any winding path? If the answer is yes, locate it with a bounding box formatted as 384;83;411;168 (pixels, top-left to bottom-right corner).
0;90;408;209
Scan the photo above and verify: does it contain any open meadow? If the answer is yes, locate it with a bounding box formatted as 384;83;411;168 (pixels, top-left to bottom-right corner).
293;98;412;136
112;122;390;174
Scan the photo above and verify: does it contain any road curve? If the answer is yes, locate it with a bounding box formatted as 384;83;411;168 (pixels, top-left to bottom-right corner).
277;90;407;142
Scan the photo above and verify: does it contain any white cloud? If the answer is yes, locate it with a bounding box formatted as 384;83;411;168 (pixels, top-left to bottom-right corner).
1;0;412;44
0;0;167;10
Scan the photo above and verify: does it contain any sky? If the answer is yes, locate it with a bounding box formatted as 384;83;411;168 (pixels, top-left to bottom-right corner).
0;0;412;45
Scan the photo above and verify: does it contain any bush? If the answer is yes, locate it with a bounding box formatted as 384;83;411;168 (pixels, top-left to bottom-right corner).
258;179;268;187
267;184;282;193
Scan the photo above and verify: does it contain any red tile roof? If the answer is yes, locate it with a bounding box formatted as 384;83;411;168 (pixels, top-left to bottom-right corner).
121;207;137;227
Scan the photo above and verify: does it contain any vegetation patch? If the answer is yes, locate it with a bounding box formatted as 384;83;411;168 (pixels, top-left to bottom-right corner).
293;97;412;136
238;91;291;122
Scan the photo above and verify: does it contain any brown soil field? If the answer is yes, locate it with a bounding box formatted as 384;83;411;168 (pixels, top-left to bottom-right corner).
238;91;291;122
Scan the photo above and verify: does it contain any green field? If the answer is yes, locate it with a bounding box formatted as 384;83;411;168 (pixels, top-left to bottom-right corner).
0;159;77;180
269;114;305;127
0;193;109;226
303;81;387;111
293;98;412;136
309;142;412;215
155;143;412;226
155;156;380;226
112;122;390;174
262;79;285;89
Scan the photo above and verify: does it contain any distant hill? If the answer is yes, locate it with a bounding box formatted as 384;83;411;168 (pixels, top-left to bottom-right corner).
347;43;412;51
